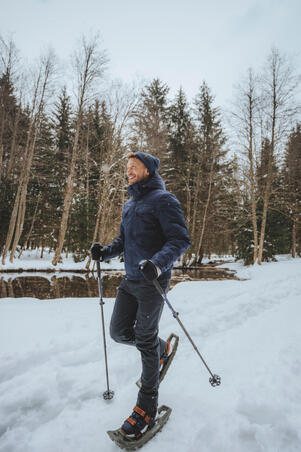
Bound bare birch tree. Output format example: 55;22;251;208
231;68;260;263
52;35;108;265
257;47;300;264
2;50;55;264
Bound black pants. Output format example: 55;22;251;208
110;277;170;414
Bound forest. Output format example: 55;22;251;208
0;34;300;269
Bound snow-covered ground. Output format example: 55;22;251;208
1;256;301;452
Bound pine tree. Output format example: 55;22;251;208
190;81;230;263
0;71;16;176
282;124;301;256
129;78;169;161
23;113;55;253
165;87;195;208
53;86;73;158
45;87;74;251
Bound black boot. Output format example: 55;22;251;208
120;406;156;438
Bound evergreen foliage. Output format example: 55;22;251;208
165;87;194;207
129;78;169;160
187;82;234;263
281;124;301;256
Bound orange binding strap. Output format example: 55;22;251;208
126;417;136;426
134;406;146;417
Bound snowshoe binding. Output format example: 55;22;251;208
107;405;172;450
136;333;179;388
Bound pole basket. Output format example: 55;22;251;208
103;390;115;400
209;374;221;387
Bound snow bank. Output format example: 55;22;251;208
0;249;124;272
1;257;301;452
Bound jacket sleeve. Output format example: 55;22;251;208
102;222;124;260
151;193;191;272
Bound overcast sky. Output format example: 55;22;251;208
1;0;300;108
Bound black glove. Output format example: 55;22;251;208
139;259;161;281
90;242;105;261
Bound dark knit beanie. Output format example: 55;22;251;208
135;152;160;175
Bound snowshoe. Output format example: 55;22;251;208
120;405;156;437
136;333;179;388
107;405;172;450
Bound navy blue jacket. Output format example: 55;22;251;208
102;172;191;280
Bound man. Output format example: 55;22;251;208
91;152;190;438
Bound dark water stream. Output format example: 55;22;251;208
0;265;238;300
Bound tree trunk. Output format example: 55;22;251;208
196;147;216;262
9;132;38;262
257;130;275;264
0;103;4;177
185;149;193;229
257;185;270;265
248;95;258;264
0;144;3;178
190;164;202;259
257;61;277;265
19;193;41;258
85;123;90;241
291;217;296;258
182;150;193;266
52;124;80;265
250;164;258;264
1;176;23;264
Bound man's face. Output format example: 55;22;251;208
127;158;149;185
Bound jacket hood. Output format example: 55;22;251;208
127;172;165;200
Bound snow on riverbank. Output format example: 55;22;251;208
0;248;232;272
1;256;301;452
0;249;124;272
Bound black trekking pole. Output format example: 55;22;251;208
96;260;114;400
153;279;221;387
